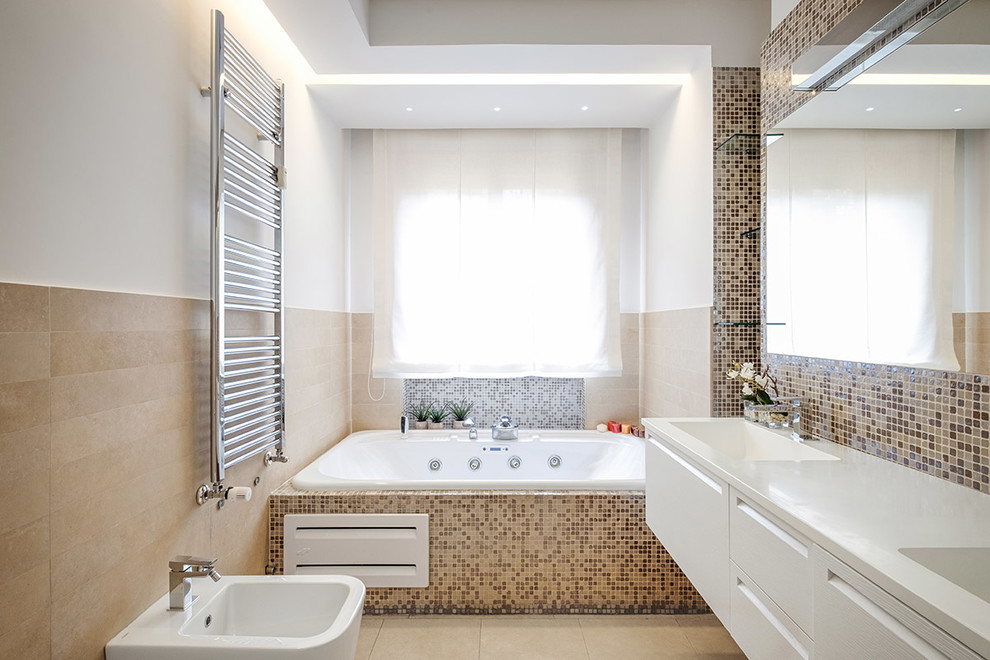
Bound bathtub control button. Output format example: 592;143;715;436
548;455;562;469
508;456;522;469
428;458;442;472
468;458;482;471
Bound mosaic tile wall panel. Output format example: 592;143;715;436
762;1;990;494
712;67;762;418
404;377;585;429
269;485;707;615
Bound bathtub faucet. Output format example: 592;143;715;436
168;555;221;611
492;415;519;441
463;418;478;440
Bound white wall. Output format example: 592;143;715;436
369;0;770;67
772;0;802;29
0;0;346;311
643;61;714;312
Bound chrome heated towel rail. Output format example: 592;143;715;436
200;10;287;505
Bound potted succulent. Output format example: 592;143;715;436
427;402;449;430
448;400;474;429
407;402;433;430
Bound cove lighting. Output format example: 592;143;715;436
310;73;691;86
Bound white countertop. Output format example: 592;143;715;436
642;417;990;659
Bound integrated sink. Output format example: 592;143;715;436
106;574;366;659
670;419;839;462
900;547;990;604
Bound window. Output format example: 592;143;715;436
372;129;623;377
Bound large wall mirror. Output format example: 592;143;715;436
766;0;990;373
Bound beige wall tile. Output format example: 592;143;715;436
0;609;50;660
0;333;50;384
0;283;49;333
0;426;50;535
50;288;209;332
1;517;49;579
641;308;711;419
0;563;50;649
50;329;207;376
50;360;200;422
0;379;50;434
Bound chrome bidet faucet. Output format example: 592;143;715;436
168;555;222;611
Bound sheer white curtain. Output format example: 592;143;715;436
372;129;623;378
767;129;959;370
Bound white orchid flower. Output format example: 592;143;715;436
755;374;769;390
742;383;754;396
739;363;756;380
726;369;739;379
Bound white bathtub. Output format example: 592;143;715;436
292;429;645;490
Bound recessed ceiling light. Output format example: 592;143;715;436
581;106;589;111
954;107;963;112
405;107;413;112
865;107;875;112
493;107;501;112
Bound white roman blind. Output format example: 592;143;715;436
372;129;623;378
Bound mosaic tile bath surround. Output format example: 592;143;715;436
761;0;990;494
404;377;585;430
268;486;707;615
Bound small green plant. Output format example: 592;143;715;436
427;402;450;424
447;400;474;421
407;401;434;422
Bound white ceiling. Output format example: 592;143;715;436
263;0;769;128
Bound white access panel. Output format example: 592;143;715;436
284;513;429;587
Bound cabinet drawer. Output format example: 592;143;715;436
646;435;730;626
730;562;813;660
730;490;813;635
814;547;982;660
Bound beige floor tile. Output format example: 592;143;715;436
480;616;589;660
370;616;481;660
674;615;744;656
580;615;697;660
356;616;385;660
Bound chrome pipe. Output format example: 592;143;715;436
223;197;281;229
223;362;281;378
224;436;280;469
225;335;279;344
223;30;279;93
226;98;280;144
223;177;280;215
224;401;281;427
225;391;281;414
224;63;280;121
222;165;279;205
209;9;226;484
224;133;277;175
224;242;280;264
223;373;280;391
225;233;279;256
224;270;279;288
225;280;279;298
224;420;278;449
224;259;279;279
223;342;280;355
224;302;279;313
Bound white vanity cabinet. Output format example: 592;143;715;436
729;489;814;660
645;434;730;626
814;548;982;660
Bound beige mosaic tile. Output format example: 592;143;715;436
269;487;707;615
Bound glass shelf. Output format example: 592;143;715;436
713;321;786;327
740;227;760;238
715;133;783;155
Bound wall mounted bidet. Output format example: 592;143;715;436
492;415;519;441
169;555;221;611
